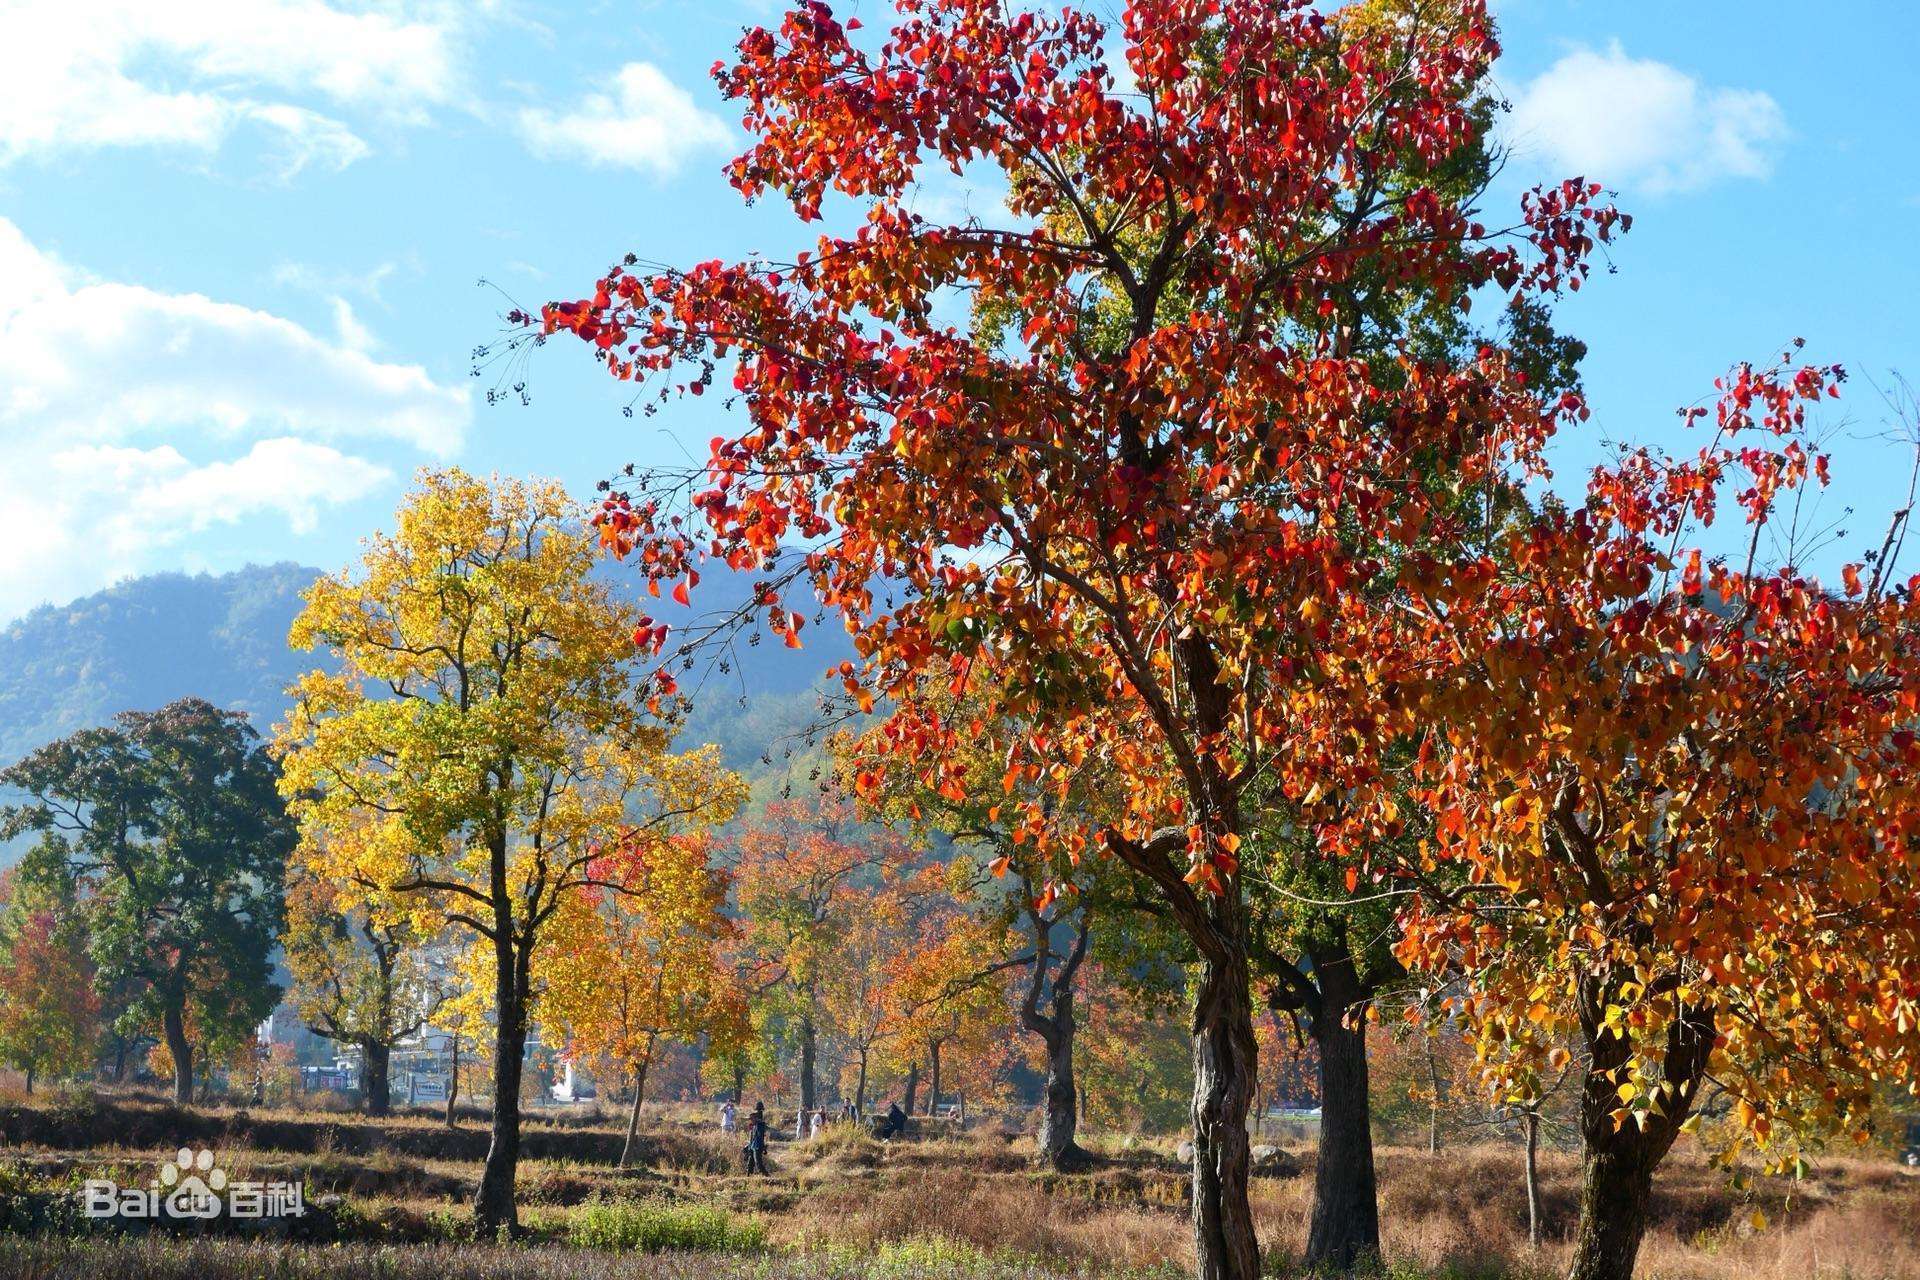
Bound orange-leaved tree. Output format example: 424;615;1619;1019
836;685;1132;1169
729;794;883;1115
0;870;99;1093
540;0;1622;1271
819;859;931;1117
1393;355;1920;1280
542;831;746;1167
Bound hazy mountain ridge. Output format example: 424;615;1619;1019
0;563;324;765
0;561;856;776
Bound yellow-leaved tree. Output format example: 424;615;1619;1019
275;469;742;1235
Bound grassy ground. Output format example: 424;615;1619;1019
0;1091;1915;1278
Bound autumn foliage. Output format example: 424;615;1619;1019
543;831;746;1165
542;0;1630;1272
1380;355;1920;1280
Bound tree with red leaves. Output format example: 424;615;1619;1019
0;872;99;1094
1385;354;1920;1280
543;1;1623;1272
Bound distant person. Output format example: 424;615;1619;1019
744;1101;769;1175
809;1108;825;1140
880;1100;907;1141
719;1099;736;1134
794;1107;807;1140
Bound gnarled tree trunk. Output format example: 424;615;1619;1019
1564;975;1714;1280
1035;1010;1081;1167
1018;900;1090;1171
1190;948;1262;1280
162;1001;194;1105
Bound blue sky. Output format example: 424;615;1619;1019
0;0;1914;622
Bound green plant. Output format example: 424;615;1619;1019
565;1197;766;1254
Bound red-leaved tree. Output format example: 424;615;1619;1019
541;1;1622;1272
1386;356;1920;1280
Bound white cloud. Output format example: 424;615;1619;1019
0;220;466;455
0;217;469;620
518;62;730;175
51;439;391;541
271;258;413;304
0;0;459;175
249;104;372;180
329;297;379;355
1506;42;1786;195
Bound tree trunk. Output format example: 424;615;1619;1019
731;1058;745;1105
1427;1037;1442;1155
1304;949;1380;1272
620;1053;652;1169
24;1065;35;1094
1036;1013;1083;1169
853;1050;869;1117
1190;951;1261;1280
1525;1109;1542;1250
1020;909;1090;1171
1564;980;1713;1280
474;936;529;1237
112;1036;129;1083
902;1060;920;1118
927;1040;941;1117
365;1041;391;1118
1567;1137;1656;1280
798;1015;817;1113
163;1001;193;1105
445;1034;460;1128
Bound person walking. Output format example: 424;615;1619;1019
809;1108;824;1140
719;1099;736;1134
744;1101;769;1175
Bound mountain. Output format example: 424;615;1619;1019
0;560;858;778
0;563;323;765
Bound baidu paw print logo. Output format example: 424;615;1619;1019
81;1143;304;1219
160;1147;227;1218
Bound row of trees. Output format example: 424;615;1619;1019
0;471;1204;1243
269;470;1191;1234
528;4;1920;1280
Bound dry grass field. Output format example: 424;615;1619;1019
0;1091;1914;1279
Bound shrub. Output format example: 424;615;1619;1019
565;1197;766;1253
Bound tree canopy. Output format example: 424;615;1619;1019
1;697;290;1103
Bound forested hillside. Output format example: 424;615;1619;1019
0;561;851;779
0;564;322;767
